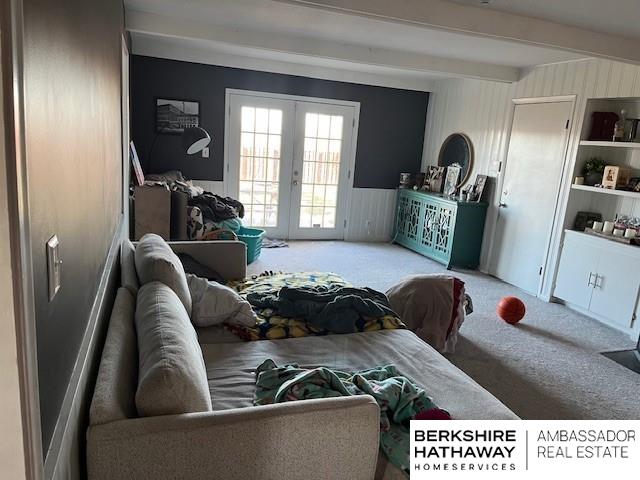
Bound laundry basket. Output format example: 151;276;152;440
237;227;265;264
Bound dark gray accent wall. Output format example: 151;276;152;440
131;56;429;189
22;0;123;452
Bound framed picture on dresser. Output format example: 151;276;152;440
443;166;461;196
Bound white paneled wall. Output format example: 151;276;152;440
345;188;397;242
193;181;397;241
192;180;225;196
423;58;640;292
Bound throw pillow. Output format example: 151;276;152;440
187;274;257;328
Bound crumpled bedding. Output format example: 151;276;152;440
254;359;450;476
247;285;398;334
226;272;405;340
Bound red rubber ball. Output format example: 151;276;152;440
497;296;526;324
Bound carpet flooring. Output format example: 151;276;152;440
248;240;640;420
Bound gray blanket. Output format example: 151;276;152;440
246;286;397;333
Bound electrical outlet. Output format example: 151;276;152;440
202;147;209;158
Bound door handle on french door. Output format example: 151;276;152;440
292;180;299;186
498;203;507;208
594;274;603;288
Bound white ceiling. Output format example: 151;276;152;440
450;0;640;40
126;0;583;68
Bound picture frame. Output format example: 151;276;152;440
473;174;488;203
602;165;631;189
129;141;144;186
628;177;640;192
155;98;200;134
421;165;445;193
443;166;461;196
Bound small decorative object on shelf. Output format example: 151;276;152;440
573;211;602;232
399;172;425;190
422;165;445;193
602;165;631;189
582;157;606;186
472;174;488;202
624;118;640;142
588;111;619;141
613;109;627;142
574;176;584;185
624;177;640;192
443;165;461;197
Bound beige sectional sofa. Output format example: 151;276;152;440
87;236;517;480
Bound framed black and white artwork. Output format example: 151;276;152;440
443;165;461;196
155;98;200;134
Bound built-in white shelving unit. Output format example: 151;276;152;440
554;96;640;338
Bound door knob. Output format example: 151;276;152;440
292;180;299;186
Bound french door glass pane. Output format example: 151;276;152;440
239;106;283;227
299;113;343;229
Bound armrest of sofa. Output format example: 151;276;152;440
87;396;380;480
168;240;247;281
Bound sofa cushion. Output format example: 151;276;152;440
187;274;257;328
135;282;212;416
90;288;138;425
134;233;192;315
120;240;139;296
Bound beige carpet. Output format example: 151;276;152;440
248;240;640;420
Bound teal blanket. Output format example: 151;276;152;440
254;359;447;475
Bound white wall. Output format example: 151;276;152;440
423;58;640;282
193;180;397;242
0;37;27;478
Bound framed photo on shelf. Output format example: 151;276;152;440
443;166;461;196
421;165;445;193
155;98;200;134
473;174;488;202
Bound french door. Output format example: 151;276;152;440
227;92;356;240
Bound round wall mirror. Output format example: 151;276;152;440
438;133;474;188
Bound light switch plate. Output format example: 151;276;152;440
47;235;61;301
202;147;209;158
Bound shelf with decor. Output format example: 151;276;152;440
570;184;640;199
554;96;640;338
578;140;640;149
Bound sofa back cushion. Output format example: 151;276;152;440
134;233;192;316
135;282;212;416
90;288;138;425
121;240;139;296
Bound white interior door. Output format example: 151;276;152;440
289;102;354;240
227;94;295;239
492;101;572;295
227;92;356;240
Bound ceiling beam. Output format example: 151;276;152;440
277;0;640;64
126;10;520;82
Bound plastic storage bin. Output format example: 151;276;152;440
237;227;265;264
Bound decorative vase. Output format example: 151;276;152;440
584;171;603;186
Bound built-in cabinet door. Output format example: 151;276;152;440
553;236;598;309
589;253;640;329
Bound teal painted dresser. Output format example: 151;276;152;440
394;189;487;269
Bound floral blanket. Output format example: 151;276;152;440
254;359;450;476
226;272;405;340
